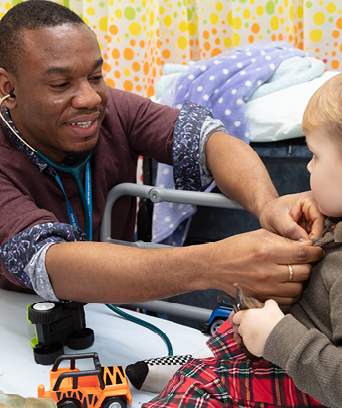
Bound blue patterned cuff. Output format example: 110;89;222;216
0;222;88;290
24;242;60;301
173;100;214;191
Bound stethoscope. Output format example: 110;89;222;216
0;92;93;240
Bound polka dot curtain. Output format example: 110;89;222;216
1;0;341;98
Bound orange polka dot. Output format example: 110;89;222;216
248;35;254;43
271;34;276;41
132;62;140;72
337;18;342;30
203;30;209;40
212;28;217;35
215;38;221;45
300;31;304;39
278;33;283;40
162;49;170;59
123;80;133;92
332;60;340;69
105;78;115;88
147;85;154;98
103;53;109;60
157;57;162;65
298;22;303;30
124;48;134;60
211;48;221;57
105;35;112;43
298;42;303;50
112;48;120;59
316;48;320;52
114;71;121;78
333;30;340;38
144;61;150;75
115;61;119;66
289;35;293;42
102;62;111;73
134;76;139;82
157;39;162;48
140;40;145;48
109;24;118;35
130;39;136;46
251;23;260;34
332;50;337;56
204;41;211;51
136;85;142;92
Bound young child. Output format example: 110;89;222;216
127;73;342;407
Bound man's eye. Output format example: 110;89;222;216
50;83;69;89
90;75;103;81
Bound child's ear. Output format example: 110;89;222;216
0;68;17;109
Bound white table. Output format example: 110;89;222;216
0;289;208;407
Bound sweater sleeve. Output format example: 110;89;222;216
264;270;342;408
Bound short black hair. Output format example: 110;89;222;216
0;0;86;73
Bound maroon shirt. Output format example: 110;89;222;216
0;87;179;291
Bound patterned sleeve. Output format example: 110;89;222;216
0;222;88;301
173;100;228;191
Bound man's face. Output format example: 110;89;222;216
306;125;342;217
9;24;108;163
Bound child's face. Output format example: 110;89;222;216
306;125;342;217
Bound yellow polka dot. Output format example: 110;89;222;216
233;32;240;47
124;68;131;76
83;16;90;26
284;0;288;7
232;17;242;30
289;5;293;21
210;13;219;25
310;29;323;42
164;15;172;27
129;22;142;36
115;9;122;19
99;16;108;32
178;36;188;50
270;16;279;30
227;10;233;26
224;37;232;48
243;9;251;19
327;2;336;13
297;6;303;19
150;10;155;26
179;20;188;32
256;6;264;16
188;22;196;36
5;3;11;10
313;11;326;25
216;2;223;12
159;6;165;14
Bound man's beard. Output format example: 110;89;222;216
63;139;100;165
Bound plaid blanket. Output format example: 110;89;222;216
142;320;325;408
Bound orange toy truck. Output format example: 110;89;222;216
38;352;132;408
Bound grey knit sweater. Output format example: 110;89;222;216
264;218;342;408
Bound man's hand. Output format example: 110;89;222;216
209;228;323;304
259;191;326;241
233;299;284;357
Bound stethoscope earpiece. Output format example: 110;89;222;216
9;90;15;98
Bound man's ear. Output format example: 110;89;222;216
0;68;16;108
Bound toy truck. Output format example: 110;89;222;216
38;352;132;408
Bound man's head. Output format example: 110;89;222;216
0;0;108;163
0;0;85;74
303;73;342;217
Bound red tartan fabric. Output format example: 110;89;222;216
142;320;326;408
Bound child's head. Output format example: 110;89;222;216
303;73;342;218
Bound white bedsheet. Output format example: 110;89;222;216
0;288;207;406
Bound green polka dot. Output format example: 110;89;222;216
245;22;249;27
187;8;192;20
173;12;177;18
99;2;104;7
266;1;275;15
124;7;136;21
306;1;312;8
329;17;334;23
239;0;248;3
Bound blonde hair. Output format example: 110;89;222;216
302;73;342;143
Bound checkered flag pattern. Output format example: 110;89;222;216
144;355;192;366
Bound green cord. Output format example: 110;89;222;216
105;304;173;356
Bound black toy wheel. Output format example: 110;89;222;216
102;396;127;408
66;328;95;350
209;318;225;336
33;342;64;365
28;302;62;324
57;399;82;408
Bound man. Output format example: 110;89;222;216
0;0;323;305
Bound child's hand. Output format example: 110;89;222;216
233;299;284;357
229;310;243;348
